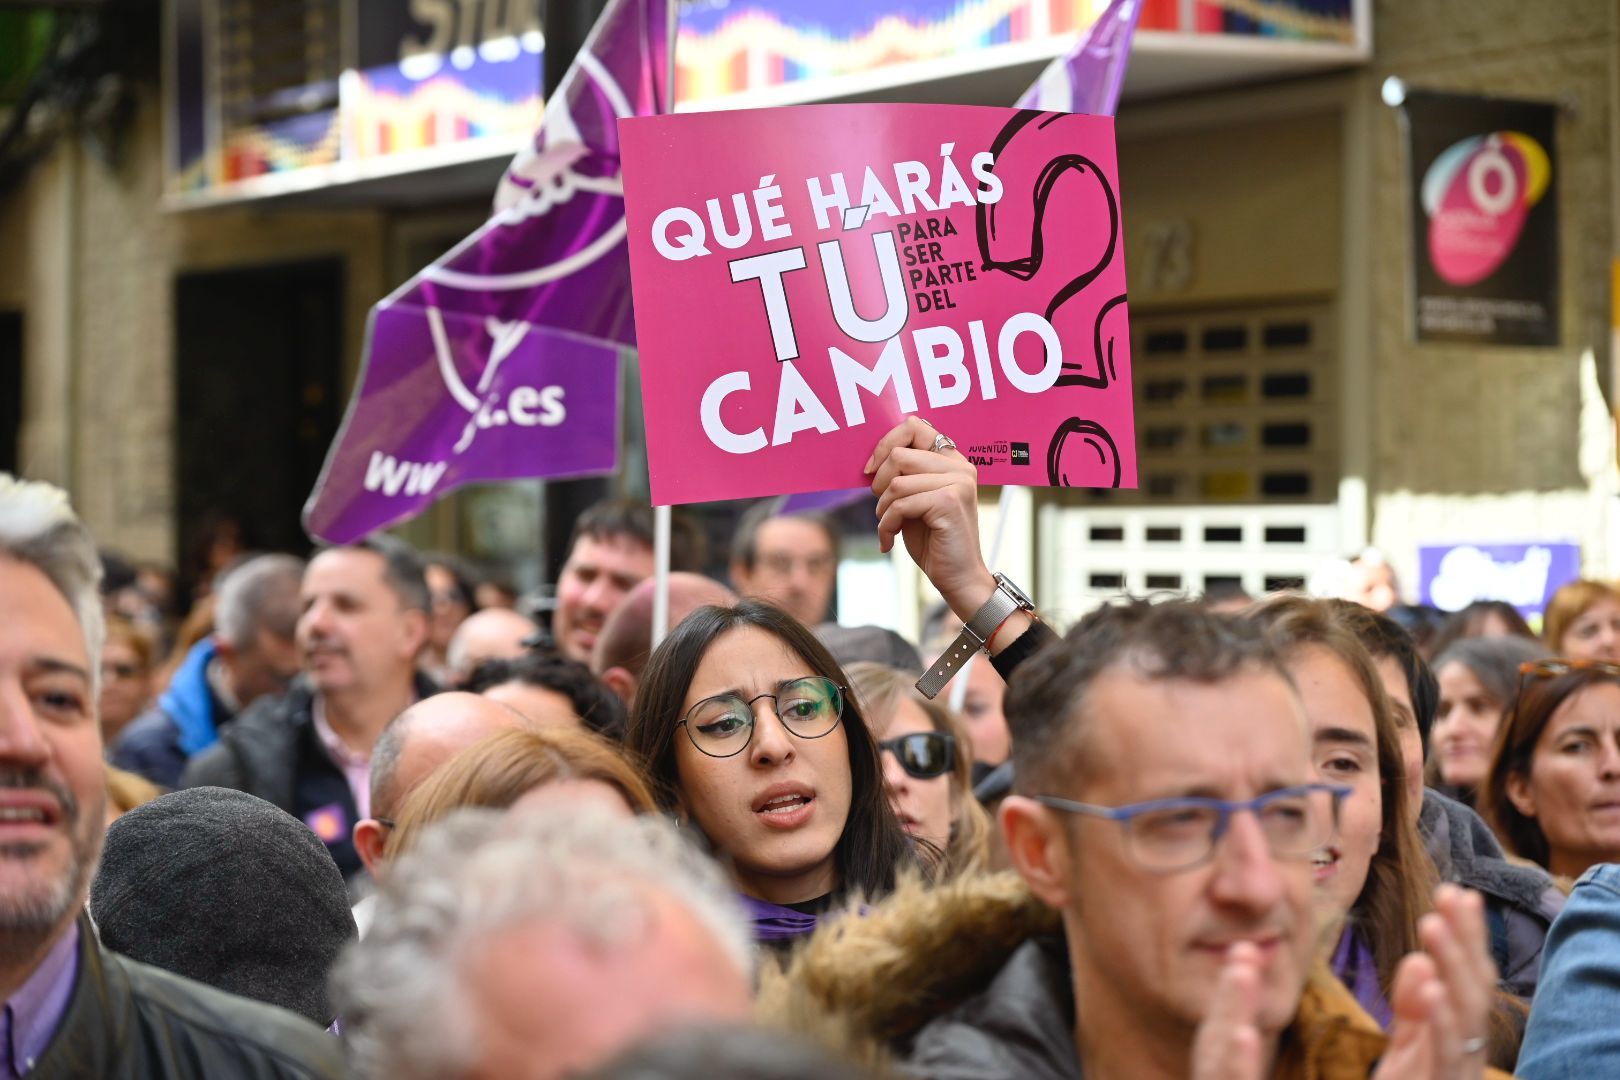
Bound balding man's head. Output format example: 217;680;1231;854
353;692;528;878
446;608;539;687
591;574;737;702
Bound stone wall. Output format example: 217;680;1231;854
0;87;389;564
1366;0;1619;583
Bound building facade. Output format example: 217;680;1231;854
0;0;1614;622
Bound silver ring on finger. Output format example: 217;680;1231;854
1460;1035;1487;1055
930;433;957;454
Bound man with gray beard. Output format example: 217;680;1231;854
0;474;340;1079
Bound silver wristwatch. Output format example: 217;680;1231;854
916;573;1037;699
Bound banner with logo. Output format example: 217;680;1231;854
1401;90;1559;346
1419;540;1580;616
303;0;669;544
620;104;1137;505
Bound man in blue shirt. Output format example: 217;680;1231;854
1517;864;1620;1078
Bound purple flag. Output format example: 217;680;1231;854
304;0;671;544
1017;0;1142;115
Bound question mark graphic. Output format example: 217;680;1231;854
975;111;1129;389
1047;417;1122;488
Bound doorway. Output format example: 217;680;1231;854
173;259;343;593
0;311;19;475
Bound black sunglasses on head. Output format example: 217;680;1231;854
878;732;955;780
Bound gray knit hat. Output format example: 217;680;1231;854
89;786;356;1026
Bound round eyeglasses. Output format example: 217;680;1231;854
1032;783;1349;874
878;732;955;780
677;676;846;758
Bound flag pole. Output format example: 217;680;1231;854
651;1;679;649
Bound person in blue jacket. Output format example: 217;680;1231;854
111;553;303;787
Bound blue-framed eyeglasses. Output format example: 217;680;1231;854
1032;783;1350;873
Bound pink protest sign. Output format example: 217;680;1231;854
620;104;1136;505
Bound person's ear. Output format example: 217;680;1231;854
1505;771;1538;819
729;559;752;593
999;795;1074;910
600;666;637;706
353;818;389;879
400;608;430;660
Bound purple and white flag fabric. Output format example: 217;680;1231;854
1017;0;1142;115
304;0;671;544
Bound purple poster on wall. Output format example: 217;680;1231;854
1419;540;1581;616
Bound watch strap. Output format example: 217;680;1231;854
916;585;1019;699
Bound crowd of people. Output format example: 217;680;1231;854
5;416;1620;1078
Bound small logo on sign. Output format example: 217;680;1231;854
1011;443;1031;465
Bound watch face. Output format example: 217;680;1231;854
995;573;1035;610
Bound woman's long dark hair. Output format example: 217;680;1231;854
625;600;920;902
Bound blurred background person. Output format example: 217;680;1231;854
1430;600;1538;659
1349;548;1401;612
1430;636;1551;808
550;499;704;666
846;662;990;878
592;572;738;706
112;553;304;788
1544;580;1620;662
443;606;538;688
1384;603;1448;660
469;650;627;738
421;553;478;685
474;575;519;611
383;725;658;862
98;614;156;743
104;763;163;825
729;502;839;627
101;548;173;656
1484;660;1620;882
182;537;434;879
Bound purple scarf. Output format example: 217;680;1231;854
1331;924;1393;1029
739;894;822;943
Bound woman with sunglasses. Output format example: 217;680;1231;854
847;662;991;878
1482;659;1620;881
626;601;920;947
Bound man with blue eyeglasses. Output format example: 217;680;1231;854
765;418;1503;1079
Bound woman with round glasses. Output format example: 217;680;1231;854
1482;659;1620;881
626;601;920;946
846;662;991;878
